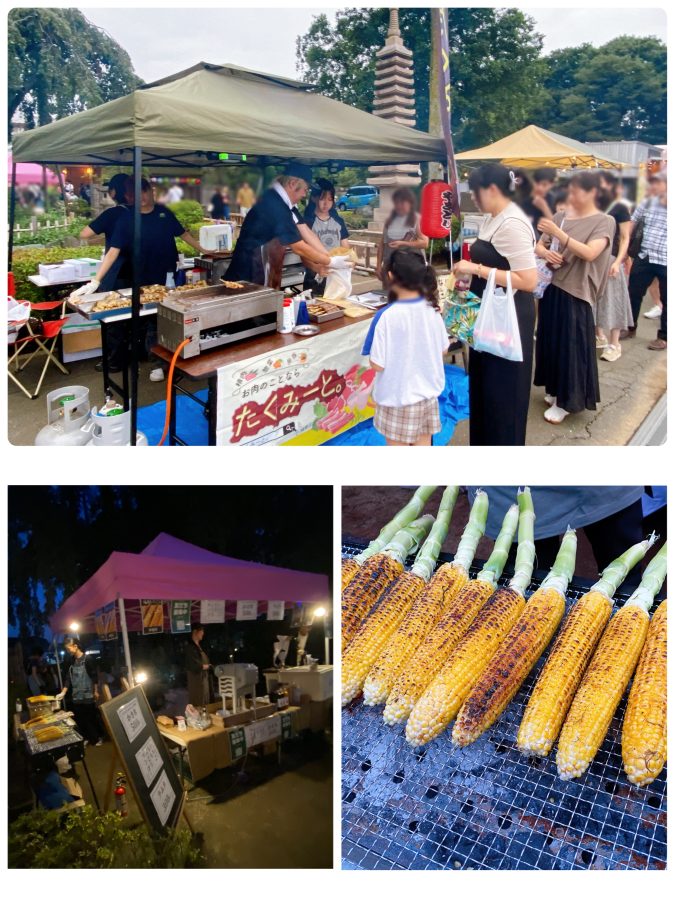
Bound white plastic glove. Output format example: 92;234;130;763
328;256;354;270
70;278;100;298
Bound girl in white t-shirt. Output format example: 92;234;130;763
363;251;449;446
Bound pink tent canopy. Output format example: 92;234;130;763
8;153;59;186
49;532;329;633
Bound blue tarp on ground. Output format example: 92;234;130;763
137;364;469;446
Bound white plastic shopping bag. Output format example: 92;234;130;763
472;269;523;362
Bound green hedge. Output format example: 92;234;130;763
167;199;205;230
11;247;82;304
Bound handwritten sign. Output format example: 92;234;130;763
117;696;145;744
150;770;176;827
200;599;225;624
229;727;247;762
170;601;192;634
135;736;163;787
236;600;258;621
267;600;286;621
244;714;282;747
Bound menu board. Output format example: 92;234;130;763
95;602;118;641
141;599;164;635
100;686;183;833
200;599;225;624
267;600;286;621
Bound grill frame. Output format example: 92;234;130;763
341;541;667;871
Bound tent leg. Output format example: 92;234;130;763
118;596;134;686
8;163;17;271
53;636;63;691
130;146;142;447
324;636;330;666
56;167;69;218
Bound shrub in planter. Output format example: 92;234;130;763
8;806;204;868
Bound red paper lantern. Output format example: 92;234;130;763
420;180;455;238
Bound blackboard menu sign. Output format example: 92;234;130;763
100;686;183;833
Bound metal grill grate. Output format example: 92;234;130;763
341;542;667;870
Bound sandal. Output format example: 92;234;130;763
544;404;570;424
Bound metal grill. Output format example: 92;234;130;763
341;542;667;871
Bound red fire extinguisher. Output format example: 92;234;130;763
114;772;128;817
420;180;455;238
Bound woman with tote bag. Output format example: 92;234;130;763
452;164;538;446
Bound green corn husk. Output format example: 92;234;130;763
382;516;435;566
624;542;667;613
353;486;437;564
539;527;577;597
452;490;489;572
592;532;658;600
476;501;520;588
410;487;459;582
510;487;536;595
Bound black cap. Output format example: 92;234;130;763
284;162;320;190
105;173;131;198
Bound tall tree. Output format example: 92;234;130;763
8;8;140;139
539;37;667;143
296;7;547;150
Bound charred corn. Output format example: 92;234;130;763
342;516;433;647
453;527;577;748
518;535;656;757
557;543;667;780
341;486;437;591
407;487;536;748
622;599;667;786
363;488;459;705
384;496;518;726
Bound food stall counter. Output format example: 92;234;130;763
265;665;333;701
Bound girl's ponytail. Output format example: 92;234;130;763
389;250;440;310
422;265;440;311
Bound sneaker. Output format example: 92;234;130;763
95;738;104;747
647;338;667;351
544;404;570;424
544;394;556;406
596;334;609;349
643;305;662;319
601;344;622;362
149;367;165;382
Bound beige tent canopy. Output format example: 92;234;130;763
455;124;623;170
12;61;446;168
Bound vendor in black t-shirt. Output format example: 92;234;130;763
227;163;334;284
79;173;133;292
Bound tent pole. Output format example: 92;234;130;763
130;145;142;442
118;596;134;686
53;636;63;690
56;167;69;218
8;162;17;271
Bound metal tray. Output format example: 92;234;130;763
341;541;667;871
68;289;160;321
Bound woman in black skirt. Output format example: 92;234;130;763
453;164;538;445
534;171;615;424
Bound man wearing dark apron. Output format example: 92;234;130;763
63;638;106;746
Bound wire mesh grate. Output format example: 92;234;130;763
341;542;667;870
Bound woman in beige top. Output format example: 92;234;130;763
534;171;615;424
376;187;429;288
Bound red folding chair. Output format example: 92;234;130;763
8;298;70;399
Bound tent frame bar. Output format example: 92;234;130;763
8;162;17;270
118;595;134;686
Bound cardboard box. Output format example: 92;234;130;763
309;698;332;732
39;263;76;283
62;313;101;362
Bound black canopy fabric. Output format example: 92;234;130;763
12;62;446;168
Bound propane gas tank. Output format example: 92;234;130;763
84;406;148;446
35;386;93;446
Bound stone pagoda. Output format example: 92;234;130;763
367;8;421;235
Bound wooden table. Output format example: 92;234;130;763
151;309;374;446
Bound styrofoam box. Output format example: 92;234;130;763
62;312;101;362
65;258;101;278
39;263;77;283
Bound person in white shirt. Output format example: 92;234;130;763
363;251;449;445
166;183;184;204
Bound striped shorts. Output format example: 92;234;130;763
374;397;441;444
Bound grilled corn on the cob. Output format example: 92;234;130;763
384;498;518;725
622;599;667;786
557;543;667;781
406;487;536;748
363;487;459;705
342;516;433;647
453;527;577;748
518;535;656;757
341;486;437;591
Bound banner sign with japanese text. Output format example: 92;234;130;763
141;600;164;635
170;601;192;634
95;602;118;641
200;599;225;624
433;7;460;219
236;600;259;621
267;600;286;621
216;320;375;446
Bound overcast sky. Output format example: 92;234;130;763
81;6;667;83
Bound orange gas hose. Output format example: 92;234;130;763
158;339;190;446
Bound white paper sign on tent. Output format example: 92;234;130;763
267;600;285;621
200;599;225;623
236;600;258;621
